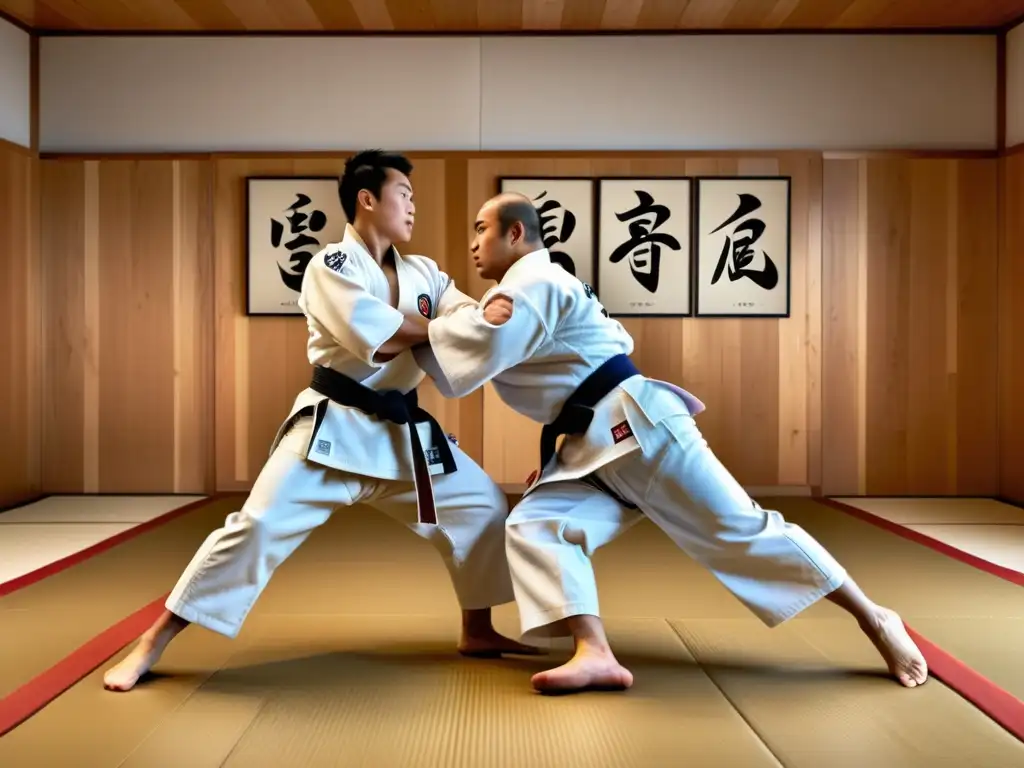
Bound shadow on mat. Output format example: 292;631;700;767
144;641;888;697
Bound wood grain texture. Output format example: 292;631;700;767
999;153;1024;503
39;158;214;494
32;151;1004;497
3;0;1021;31
822;157;1000;496
0;142;40;507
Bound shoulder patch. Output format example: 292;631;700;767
324;251;348;273
583;282;596;299
417;293;433;318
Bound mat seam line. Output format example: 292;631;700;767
112;667;228;768
217;699;270;767
663;619;789;768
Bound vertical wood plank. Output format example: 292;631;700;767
0;146;41;506
955;159;999;495
1000;154;1024;502
82;161;100;493
821;159;860;495
40;161;86;493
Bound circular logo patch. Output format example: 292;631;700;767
417;293;432;318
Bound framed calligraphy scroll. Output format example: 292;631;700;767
246;176;347;316
694;176;791;318
497;177;596;289
596;177;692;317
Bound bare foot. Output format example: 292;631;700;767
531;650;634;694
103;610;188;692
459;629;546;658
103;639;163;692
861;607;928;688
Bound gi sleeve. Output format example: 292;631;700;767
300;248;404;366
434;272;478;318
416;289;551;398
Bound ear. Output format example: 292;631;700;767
357;189;374;212
509;221;525;245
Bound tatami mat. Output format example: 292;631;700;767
0;523;139;584
668;617;1021;767
830;497;1024;526
0;499;239;699
1;496;1022;766
0;495;207;524
901;524;1024;573
829;496;1024;575
0;495;208;584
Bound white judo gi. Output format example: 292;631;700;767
166;225;515;638
416;248;848;643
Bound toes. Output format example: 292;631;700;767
896;665;928;688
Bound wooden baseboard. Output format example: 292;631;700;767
0;493;49;515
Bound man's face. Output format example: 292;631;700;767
361;168;416;243
470;201;515;281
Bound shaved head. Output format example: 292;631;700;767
482;192;542;246
471;191;546;281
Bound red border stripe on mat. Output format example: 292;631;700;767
0;596;169;737
816;497;1024;587
904;624;1024;742
0;496;220;598
819;497;1024;741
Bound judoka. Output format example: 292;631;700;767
411;191;929;694
103;152;538;692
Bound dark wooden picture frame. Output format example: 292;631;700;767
245;175;345;317
693;175;792;318
596;176;694;318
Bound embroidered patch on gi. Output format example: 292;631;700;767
315;439;331;454
417;293;432;318
324;251;347;273
611;421;633;444
425;447;442;465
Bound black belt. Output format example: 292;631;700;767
309;365;456;525
538;354;641;509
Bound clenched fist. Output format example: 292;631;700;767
483;295;514;326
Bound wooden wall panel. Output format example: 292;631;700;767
1000;153;1024;503
822;157;1000;496
0;142;40;507
33;151;1003;498
39;158;214;494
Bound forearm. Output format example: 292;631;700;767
374;314;430;357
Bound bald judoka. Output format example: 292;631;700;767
410;191;929;694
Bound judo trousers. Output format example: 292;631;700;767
506;410;849;643
166;417;516;638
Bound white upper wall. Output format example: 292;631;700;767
483;35;994;151
1007;21;1024;147
0;16;31;148
39;34;997;153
